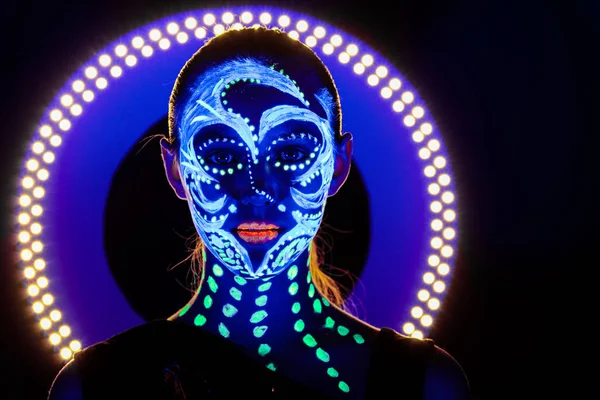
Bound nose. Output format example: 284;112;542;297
241;189;274;207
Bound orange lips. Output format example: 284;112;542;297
236;222;280;244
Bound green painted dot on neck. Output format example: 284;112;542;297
218;322;230;338
255;295;268;307
316;347;330;362
258;282;272;292
212;264;224;277
303;333;317;347
250;310;268;323
207;276;218;293
313;299;322;314
292;302;301;314
253;325;268;338
234;275;247;285
229;286;242;301
258;343;271;357
307;271;312;284
178;303;191;317
266;363;277;371
294;319;305;332
353;333;365;344
222;303;238;317
327;367;339;378
288;282;299;295
203;295;213;309
193;314;206;327
325;316;335;329
287;265;298;280
338;381;350;393
308;284;315;298
337;325;349;336
321;297;331;307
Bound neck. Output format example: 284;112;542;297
175;249;333;359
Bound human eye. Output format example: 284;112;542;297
207;150;236;165
278;146;307;163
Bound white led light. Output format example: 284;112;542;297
288;31;299;40
389;78;402;90
421;315;433;327
438;174;450;186
19;194;32;206
401;91;414;103
411;330;424;339
50;109;62;121
430;237;443;249
404;115;416;127
428;298;440;310
322;43;334;55
338;52;350;64
443;228;456;240
27;284;39;296
60;347;72;360
42;293;54;305
185;17;197;29
194;27;207;39
412;106;425;118
19;231;30;243
380;87;392;99
82;90;94;102
115;44;127;57
433;281;446;293
305;36;317;47
433;157;446;170
402;322;415;334
72;81;84;93
375;66;388;78
49;333;61;345
22;176;34;189
428;183;440;195
85;67;98;79
141;45;153;57
32;302;43;313
424;166;437;178
70;104;82;116
361;54;374;66
441;245;453;258
438;264;450;275
330;34;342;47
26;159;39;171
241;11;253;24
60;94;73;107
443;209;456;222
213;24;225;36
353;63;365;75
50;135;63;146
417;289;430;301
314;26;326;38
31;204;43;215
411;306;424;318
222;12;234;24
18;213;30;225
423;272;435;284
392;100;404;112
98;54;111;67
24;268;35;279
346;44;358;56
428;139;440;152
431;219;443;231
131;36;144;49
203;13;216;25
278;15;290;27
421;122;433;135
42;152;55;164
70;340;82;352
59;119;71;131
96;78;108;90
296;20;308;32
418;148;431;160
231;23;243;30
30;223;42;234
412;131;424;143
59;325;71;337
40;317;51;330
50;310;61;321
166;22;179;35
259;12;272;24
367;75;379;86
125;55;138;66
442;191;454;204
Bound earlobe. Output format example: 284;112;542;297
160;138;187;200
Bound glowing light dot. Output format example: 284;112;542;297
353;63;365;75
19;195;31;207
166;22;179;35
176;32;188;43
331;34;343;47
419;148;431;160
213;24;225;35
115;44;128;58
42;294;54;305
404;115;416;127
288;31;299;40
367;74;379;86
421;122;433;135
32;301;43;313
375;66;388;78
184;17;197;29
18;213;30;225
241;11;253;24
40;318;51;330
443;228;456;240
84;67;98;79
380;87;392;99
259;12;272;24
411;306;424;318
131;36;144;48
27;284;39;296
19;231;31;243
421;315;433;327
389;78;402;90
58;119;71;131
50;310;61;321
221;12;234;24
305;36;317;47
141;45;154;57
35;259;46;270
60;348;72;359
22;176;34;189
401;91;414;103
412;131;425;143
431;219;443;231
95;78;108;90
31;223;42;234
428;298;440;310
26;159;39;171
125;54;138;66
403;322;415;334
322;43;334;55
36;276;48;289
70;104;83;116
42;152;55;164
423;272;435;284
40;125;52;138
412;106;425;118
438;263;450;275
147;30;160;42
428;254;440;267
441;245;453;258
361;54;374;67
49;333;61;345
195;27;207;38
418;289;430;301
431;237;443;249
411;330;424;339
338;52;350;63
392;100;404;112
428;139;441;152
203;13;216;25
424;165;437;178
276;14;290;28
60;94;74;107
59;325;71;337
442;192;455;204
37;169;49;181
428;183;441;195
72;80;85;93
312;26;325;38
433;156;446;169
82;90;94;102
346;44;358;56
50;109;62;121
444;209;456;222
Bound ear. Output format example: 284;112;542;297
328;132;353;196
160;138;187;200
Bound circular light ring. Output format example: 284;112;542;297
15;7;459;359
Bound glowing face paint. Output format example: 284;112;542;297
177;59;336;279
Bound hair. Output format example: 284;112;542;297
165;26;347;308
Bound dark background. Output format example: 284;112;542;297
1;0;597;398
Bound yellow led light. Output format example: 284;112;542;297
259;12;272;24
417;289;430;301
402;322;415;334
184;17;197;29
433;281;446;293
166;22;179;35
411;306;424;318
49;333;61;345
50;310;62;321
277;15;290;27
70;340;82;352
59;325;71;337
60;347;72;360
40;318;51;330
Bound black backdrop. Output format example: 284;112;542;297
0;0;596;398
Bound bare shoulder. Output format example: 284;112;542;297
424;345;470;400
47;359;83;400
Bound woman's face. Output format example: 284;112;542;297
175;59;340;279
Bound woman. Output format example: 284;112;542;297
49;27;469;399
